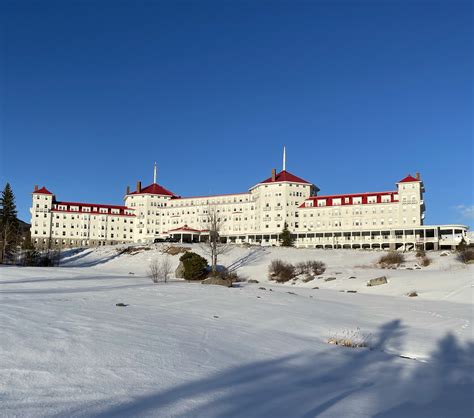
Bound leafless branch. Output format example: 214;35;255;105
200;205;230;273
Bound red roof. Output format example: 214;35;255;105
167;225;202;233
55;201;133;210
33;187;53;195
399;175;420;183
175;192;250;200
259;170;311;185
299;191;398;208
129;183;177;197
52;201;135;217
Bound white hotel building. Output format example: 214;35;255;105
30;156;469;251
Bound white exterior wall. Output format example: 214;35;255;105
30;194;135;248
30;193;54;246
165;193;254;236
251;182;313;234
396;180;424;226
122;180;313;243
124;194;171;243
298;200;400;232
48;211;135;245
30;172;468;250
296;180;424;233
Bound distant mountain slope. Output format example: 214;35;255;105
18;219;30;234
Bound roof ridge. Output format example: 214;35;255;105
259;169;311;185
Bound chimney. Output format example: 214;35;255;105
34;185;38;192
126;185;130;195
271;168;276;182
136;181;142;193
415;172;420;180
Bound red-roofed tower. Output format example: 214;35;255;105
396;172;425;225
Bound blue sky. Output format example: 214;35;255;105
1;0;472;227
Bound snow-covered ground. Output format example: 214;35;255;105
1;245;473;417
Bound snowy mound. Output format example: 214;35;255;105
59;244;473;303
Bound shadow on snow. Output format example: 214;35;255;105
64;320;473;418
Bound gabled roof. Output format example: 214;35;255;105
167;225;202;233
128;183;177;197
33;187;53;195
259;170;311;185
398;175;420;183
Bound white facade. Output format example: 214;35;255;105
30;164;469;251
30;187;135;248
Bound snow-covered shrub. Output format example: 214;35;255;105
415;249;431;267
294;261;308;276
295;261;326;276
309;261;326;275
269;259;295;282
378;252;404;268
22;250;40;266
148;256;172;283
38;250;61;267
328;328;371;348
420;256;431;267
179;252;208;280
457;248;474;264
208;269;241;283
416;249;426;258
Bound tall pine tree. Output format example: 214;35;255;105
280;222;294;247
0;183;19;263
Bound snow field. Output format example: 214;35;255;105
0;245;472;417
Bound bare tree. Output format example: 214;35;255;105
148;256;172;283
1;220;19;264
201;205;229;274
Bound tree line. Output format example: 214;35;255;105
0;182;59;266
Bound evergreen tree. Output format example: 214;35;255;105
0;183;19;263
280;223;294;247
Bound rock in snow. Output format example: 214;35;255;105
201;277;232;287
175;261;185;278
367;276;388;287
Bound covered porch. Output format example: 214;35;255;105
166;225;209;243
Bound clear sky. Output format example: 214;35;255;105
1;0;472;228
